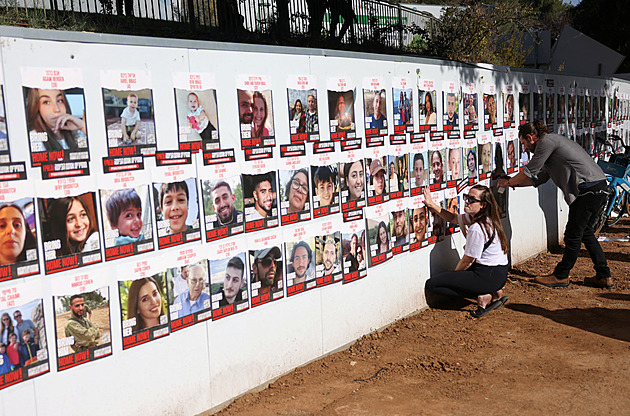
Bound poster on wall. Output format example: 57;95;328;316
462;84;478;133
0;279;49;390
365;202;392;267
313;218;343;285
545;84;555;128
340;156;365;222
21;67;90;168
340;219;367;284
209;237;248;320
388;153;409;199
311;163;341;218
503;86;515;130
483;85;499;132
446;146;462;188
409;132;428;196
463;137;477;183
101;70;156;157
392;77;413;134
519;85;531;125
118;257;169;349
328;77;358;151
568;88;576;124
278;164;311;226
428;146;445;191
173;72;219;152
442;82;460;135
363;77;388;146
418;79;438;132
286;75;319;144
557;87;566;126
478;133;493;181
243;170;279;233
409;194;429;251
0;79;11;163
390;198;409;255
0;172;40;281
427;189;445;245
236;75;275;158
533;85;544;121
52;269;111;371
284;223;317;296
248;230;283;307
200;170;244;242
152;159;201;249
165;247;211;332
99;168;154;261
38;186;102;275
444;186;460;235
365;154;389;206
506;130;519;174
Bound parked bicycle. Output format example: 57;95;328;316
594;135;630;233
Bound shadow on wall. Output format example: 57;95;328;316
538;180;560;248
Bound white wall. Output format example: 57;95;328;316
0;26;628;416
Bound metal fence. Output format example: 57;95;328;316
1;0;435;50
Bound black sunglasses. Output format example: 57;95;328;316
463;194;482;204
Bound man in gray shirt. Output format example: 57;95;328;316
498;120;611;289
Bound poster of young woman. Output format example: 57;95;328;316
446;146;462;188
340;221;367;284
428;147;445;191
52;269;111;371
118;257;169;349
165;247;211;332
417;79;437;133
0;170;39;281
363;77;388;145
283;223;317;296
151;159;201;250
506;131;519;175
278;167;311;226
247;229;283;308
463;140;478;184
328;77;358;151
365;203;392;267
21;67;90;168
236;75;275;159
519;85;531;125
503;86;515;130
340;155;366;222
313;218;343;285
172;72;219;152
99;167;154;261
365;154;389;206
101;70;156;157
477;133;493;181
200;172;244;242
483;85;499;132
209;237;248;320
392;77;413;135
311;163;341;218
38;188;102;275
0;279;49;390
286;75;319;144
462;84;478;133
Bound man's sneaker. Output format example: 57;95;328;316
533;274;570;288
584;276;613;289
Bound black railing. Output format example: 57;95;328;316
1;0;435;51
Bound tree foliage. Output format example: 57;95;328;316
405;0;541;67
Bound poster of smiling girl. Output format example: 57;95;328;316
173;72;219;152
0;279;50;390
21;67;90;168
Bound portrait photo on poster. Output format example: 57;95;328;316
316;232;342;281
311;164;340;216
341;159;365;207
53;288;112;369
119;272;169;348
341;230;366;281
153;178;200;246
285;237;317;292
328;90;355;135
419;90;438;127
363;89;388;134
504;93;515;127
390;209;409;252
393;87;413;131
102;88;156;152
167;260;211;329
243;172;278;224
478;142;493;176
409;205;429;248
410;151;428;189
447;147;462;183
464;146;478;180
484;93;498;129
100;185;154;258
38;192;101;274
443;92;459;127
366;156;389;204
0;298;49;384
237;88;275;145
201;175;244;239
249;246;283;306
519;92;530;124
533;91;543;120
209;252;249;318
23;86;89;164
287;88;319;139
0;198;39;279
174;88;219;150
279;168;311;223
367;215;391;267
0;86;11;162
463;92;478;128
430;149;445;185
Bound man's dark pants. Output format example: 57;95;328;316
554;191;611;279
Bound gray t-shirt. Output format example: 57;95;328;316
523;133;606;205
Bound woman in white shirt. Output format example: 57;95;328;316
423;185;509;318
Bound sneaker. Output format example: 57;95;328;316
584;276;613;289
533;274;570;288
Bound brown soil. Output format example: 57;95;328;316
212;218;630;416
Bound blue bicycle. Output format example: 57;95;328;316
594;135;630;233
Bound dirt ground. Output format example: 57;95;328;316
211;217;630;416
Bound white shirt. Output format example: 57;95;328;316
460;214;508;266
121;107;141;126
